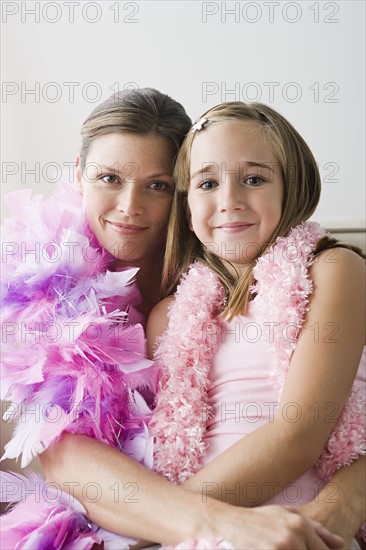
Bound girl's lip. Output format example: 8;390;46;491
215;222;254;233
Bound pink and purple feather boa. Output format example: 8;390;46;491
0;183;158;548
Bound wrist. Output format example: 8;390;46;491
301;492;358;542
181;492;230;543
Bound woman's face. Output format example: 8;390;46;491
77;132;175;265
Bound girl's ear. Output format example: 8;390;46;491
75;154;83;195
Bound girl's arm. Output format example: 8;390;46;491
39;435;341;549
150;248;365;507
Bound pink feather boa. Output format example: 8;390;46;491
150;222;365;539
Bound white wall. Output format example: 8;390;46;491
2;0;365;234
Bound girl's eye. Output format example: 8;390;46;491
101;175;119;184
245;176;265;187
199;180;217;190
149;181;172;192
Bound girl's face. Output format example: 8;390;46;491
76;132;175;265
188;121;284;269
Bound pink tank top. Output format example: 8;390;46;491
203;307;366;506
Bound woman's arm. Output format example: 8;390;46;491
153;249;365;507
301;455;366;549
40;434;214;545
40;435;343;549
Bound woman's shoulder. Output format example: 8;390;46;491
150;295;176;319
146;295;175;359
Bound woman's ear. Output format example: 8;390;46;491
75;154;83;195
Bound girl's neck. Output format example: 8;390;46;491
111;256;163;318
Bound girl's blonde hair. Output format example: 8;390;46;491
162;101;363;319
79;88;191;168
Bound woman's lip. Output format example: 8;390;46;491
106;221;147;234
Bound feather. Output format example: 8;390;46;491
0;470;44;502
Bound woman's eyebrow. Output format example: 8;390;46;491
143;172;174;180
93;164;174;180
89;163;120;173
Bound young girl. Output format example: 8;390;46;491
3;93;362;549
148;102;366;540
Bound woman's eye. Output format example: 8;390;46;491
101;175;119;184
245;176;264;187
149;181;171;192
199;180;217;190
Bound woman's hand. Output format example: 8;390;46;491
300;457;366;549
301;498;355;550
205;502;344;550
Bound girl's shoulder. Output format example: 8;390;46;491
310;246;365;287
146;295;175;359
307;247;365;337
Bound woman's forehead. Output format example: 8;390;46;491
84;133;175;179
87;132;174;161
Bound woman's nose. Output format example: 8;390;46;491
116;185;143;216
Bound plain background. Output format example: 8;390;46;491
0;1;365;477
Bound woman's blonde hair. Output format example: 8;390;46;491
162;101;363;319
79;88;191;168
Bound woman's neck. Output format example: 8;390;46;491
111;256;164;318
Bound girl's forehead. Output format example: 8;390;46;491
191;120;264;152
198;119;260;134
190;121;272;159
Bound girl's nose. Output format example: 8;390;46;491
219;180;245;212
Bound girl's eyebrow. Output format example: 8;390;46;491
191;163;218;179
191;161;275;179
245;161;275;173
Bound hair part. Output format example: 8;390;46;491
79;88;191;169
